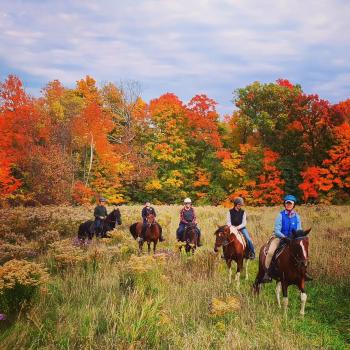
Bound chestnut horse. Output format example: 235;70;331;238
129;214;162;254
214;225;249;287
253;228;311;316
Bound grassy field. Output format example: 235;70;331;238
0;205;349;349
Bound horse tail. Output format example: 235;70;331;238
116;208;122;225
129;223;138;240
78;223;85;239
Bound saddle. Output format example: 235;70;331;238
229;227;248;257
262;236;288;271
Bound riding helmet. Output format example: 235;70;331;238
184;198;192;204
283;194;297;203
233;197;244;206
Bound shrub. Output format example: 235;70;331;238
0;259;49;314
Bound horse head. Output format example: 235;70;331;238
290;228;311;269
107;208;122;228
213;225;230;252
146;213;156;225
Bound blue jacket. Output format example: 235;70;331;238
274;210;302;238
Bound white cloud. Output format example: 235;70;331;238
0;0;349;113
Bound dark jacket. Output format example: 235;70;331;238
180;207;196;224
142;207;156;220
94;205;108;218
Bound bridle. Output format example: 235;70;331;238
289;238;309;268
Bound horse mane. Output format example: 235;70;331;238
214;225;227;235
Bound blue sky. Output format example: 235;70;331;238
1;0;349;115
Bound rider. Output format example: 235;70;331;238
176;198;202;246
93;197;108;236
262;194;312;282
227;197;255;259
139;201;165;242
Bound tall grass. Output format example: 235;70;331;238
0;205;349;349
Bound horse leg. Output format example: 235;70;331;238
245;259;249;281
276;281;282;308
298;279;307;316
138;240;143;255
235;257;243;288
281;281;288;316
153;241;157;254
227;260;232;284
147;242;151;254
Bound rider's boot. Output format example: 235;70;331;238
197;234;202;247
249;251;256;260
159;231;165;242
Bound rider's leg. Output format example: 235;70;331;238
94;218;101;237
262;237;280;282
140;220;147;242
241;228;255;259
177;223;185;241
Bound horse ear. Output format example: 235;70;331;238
304;228;311;236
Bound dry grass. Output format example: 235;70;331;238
0;204;349;349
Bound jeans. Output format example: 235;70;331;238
241;227;255;254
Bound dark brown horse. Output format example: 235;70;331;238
179;223;199;254
214;225;249;287
253;228;311;315
129;214;162;254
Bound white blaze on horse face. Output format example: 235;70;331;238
300;240;308;260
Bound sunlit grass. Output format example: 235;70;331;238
0;205;349;349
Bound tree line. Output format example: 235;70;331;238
0;75;349;206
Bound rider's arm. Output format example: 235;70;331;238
94;207;99;218
226;212;231;226
296;213;302;230
236;212;247;230
274;213;285;238
192;208;197;224
180;209;188;224
152;207;156;217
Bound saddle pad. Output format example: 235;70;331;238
229;226;246;249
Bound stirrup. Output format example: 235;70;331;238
249;252;256;260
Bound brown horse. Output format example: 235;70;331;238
253;228;311;315
180;223;199;254
129;214;162;254
214;225;249;287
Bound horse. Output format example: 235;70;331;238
78;208;122;240
129;213;162;254
253;228;311;316
178;223;199;254
214;225;249;287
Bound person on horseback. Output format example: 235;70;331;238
93;197;108;237
176;198;202;246
227;197;255;259
262;194;312;282
139;201;165;243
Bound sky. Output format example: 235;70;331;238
1;0;349;115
